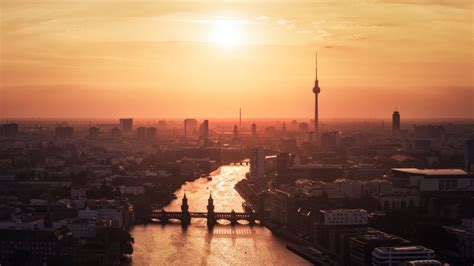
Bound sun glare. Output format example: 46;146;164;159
211;20;243;47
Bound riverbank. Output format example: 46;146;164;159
234;178;318;264
133;167;220;224
129;165;309;265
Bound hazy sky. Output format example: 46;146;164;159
1;0;473;119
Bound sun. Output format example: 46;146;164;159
211;20;243;47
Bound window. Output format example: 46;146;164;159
439;180;445;190
451;179;457;190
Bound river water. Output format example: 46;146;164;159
130;165;310;265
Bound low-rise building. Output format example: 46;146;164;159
405;260;442;266
375;191;420;211
319;209;368;226
443;218;474;261
0;227;75;265
372;246;435;266
269;188;299;226
350;231;410;266
392;168;474;192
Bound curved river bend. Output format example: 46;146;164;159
130;165;309;265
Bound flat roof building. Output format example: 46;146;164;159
372;246;435;266
350;231;410;266
319;209;368;226
391;168;473;192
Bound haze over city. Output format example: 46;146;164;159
1;0;473;119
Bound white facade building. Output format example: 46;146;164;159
363;179;393;196
393;168;473;192
320;209;368;226
372;246;435;266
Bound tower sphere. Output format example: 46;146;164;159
313;82;321;94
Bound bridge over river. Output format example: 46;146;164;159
151;193;260;226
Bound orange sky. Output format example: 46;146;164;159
1;0;473;119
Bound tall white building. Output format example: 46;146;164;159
249;147;265;180
372;246;435;266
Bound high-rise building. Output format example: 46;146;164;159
184;119;198;139
119;118;133;132
312;52;321;132
249;147;265;180
392;110;400;137
199;120;209;146
465;138;474;172
233;125;239;141
251;123;257;137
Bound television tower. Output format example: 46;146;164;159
312;52;321;132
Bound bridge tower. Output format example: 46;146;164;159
160;209;169;224
207;193;216;227
249;211;255;226
230;209;237;225
181;193;191;226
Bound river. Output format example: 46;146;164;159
129;165;310;265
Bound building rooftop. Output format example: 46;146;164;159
352;232;407;243
406;260;441;266
320;209;367;214
392;168;468;176
375;245;434;253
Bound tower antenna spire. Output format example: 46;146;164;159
315;51;318;81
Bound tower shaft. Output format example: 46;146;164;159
314;94;319;131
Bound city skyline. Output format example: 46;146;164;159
1;1;473;119
1;2;474;266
